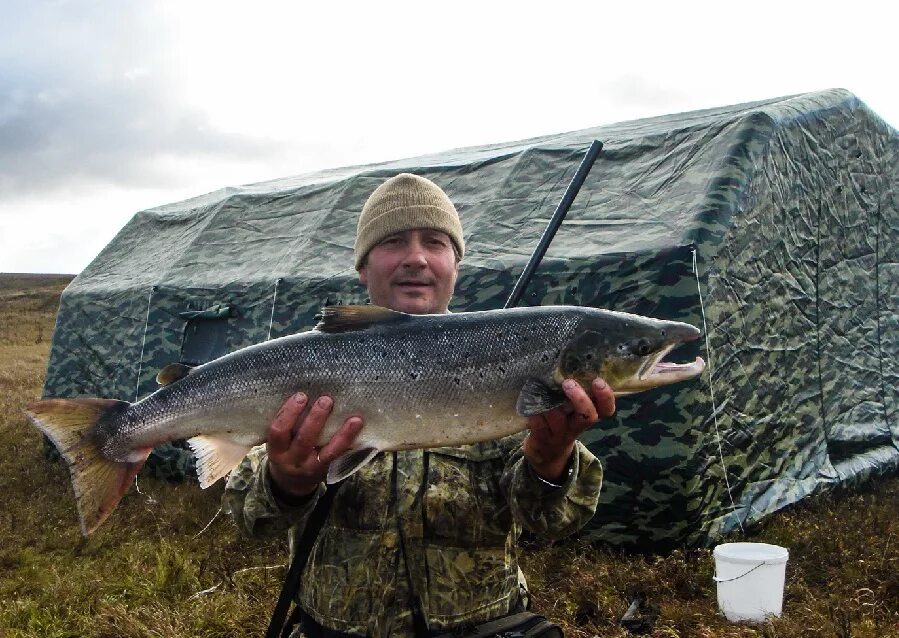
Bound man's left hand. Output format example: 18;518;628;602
523;377;616;484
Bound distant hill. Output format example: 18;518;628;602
0;273;74;314
0;273;75;288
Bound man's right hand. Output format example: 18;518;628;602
266;392;364;499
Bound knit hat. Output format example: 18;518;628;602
354;173;465;269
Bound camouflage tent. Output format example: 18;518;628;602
43;88;897;549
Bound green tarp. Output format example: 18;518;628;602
44;88;898;549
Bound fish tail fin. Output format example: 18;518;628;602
24;398;147;535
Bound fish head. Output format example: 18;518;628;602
558;310;706;396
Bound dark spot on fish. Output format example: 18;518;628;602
498;365;506;374
410;372;419;380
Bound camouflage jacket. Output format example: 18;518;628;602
224;433;603;637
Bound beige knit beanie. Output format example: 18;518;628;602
354;173;465;269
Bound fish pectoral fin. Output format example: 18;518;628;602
516;378;568;417
156;363;196;385
326;447;380;484
187;434;255;489
314;305;410;334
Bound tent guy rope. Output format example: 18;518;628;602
693;247;744;534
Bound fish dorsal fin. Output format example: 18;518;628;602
326;447;380;483
156;363;196;386
516;378;568;417
315;305;410;334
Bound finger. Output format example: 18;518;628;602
591;377;616;418
268;393;308;455
562;379;598;423
292;395;333;451
317;416;364;465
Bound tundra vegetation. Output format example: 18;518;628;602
0;273;896;637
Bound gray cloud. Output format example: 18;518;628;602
0;1;284;198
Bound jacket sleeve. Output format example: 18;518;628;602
223;445;325;538
500;436;603;541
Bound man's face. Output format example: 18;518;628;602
358;228;459;315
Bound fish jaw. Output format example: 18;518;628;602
614;351;706;395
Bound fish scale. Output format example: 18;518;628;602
25;303;705;534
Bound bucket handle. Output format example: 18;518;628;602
713;562;769;583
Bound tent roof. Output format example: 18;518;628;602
74;88;878;291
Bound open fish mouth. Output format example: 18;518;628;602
637;343;706;385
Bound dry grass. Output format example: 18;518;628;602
0;273;896;637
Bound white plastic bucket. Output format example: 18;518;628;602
713;542;788;622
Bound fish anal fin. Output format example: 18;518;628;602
516;379;567;417
315;305;410;334
187;434;255;489
326;448;380;484
156;363;196;386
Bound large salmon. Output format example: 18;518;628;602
25;304;705;534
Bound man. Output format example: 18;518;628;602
225;173;615;637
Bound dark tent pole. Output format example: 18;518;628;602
504;140;603;309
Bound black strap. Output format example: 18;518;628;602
266;482;340;638
429;611;563;638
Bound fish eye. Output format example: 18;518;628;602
617;344;627;353
636;340;652;356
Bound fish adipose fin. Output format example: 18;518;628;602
156;363;196;385
326;447;380;484
315;305;410;334
516;379;568;417
23;398;148;535
187;434;255;488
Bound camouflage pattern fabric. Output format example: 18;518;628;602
223;436;602;637
42;88;898;547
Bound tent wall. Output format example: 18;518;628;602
698;93;899;542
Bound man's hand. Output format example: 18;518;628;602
266;392;364;499
523;378;615;484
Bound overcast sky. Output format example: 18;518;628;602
2;0;896;274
